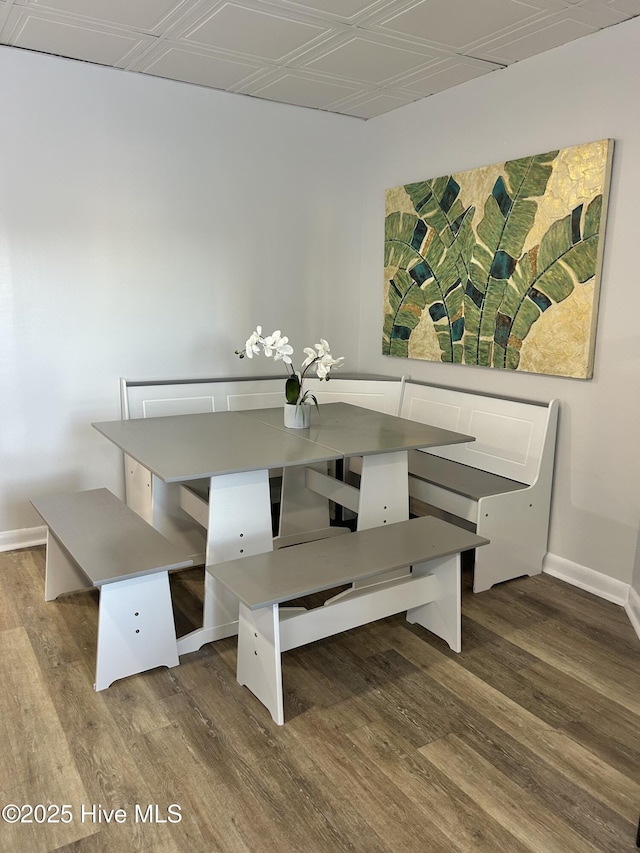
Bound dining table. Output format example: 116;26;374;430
93;402;474;656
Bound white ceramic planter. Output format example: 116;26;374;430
284;402;310;429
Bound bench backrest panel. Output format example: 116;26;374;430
122;378;277;419
121;375;402;420
400;381;557;485
296;378;401;414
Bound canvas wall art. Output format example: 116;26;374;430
382;139;613;378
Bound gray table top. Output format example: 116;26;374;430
243;402;474;458
92;403;474;483
92;410;341;482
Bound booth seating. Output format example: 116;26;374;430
31;488;193;690
210;514;489;724
400;381;559;593
118;373;558;593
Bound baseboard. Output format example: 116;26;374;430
0;526;47;553
625;586;640;642
543;552;629;606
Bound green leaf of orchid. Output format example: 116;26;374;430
285;374;301;405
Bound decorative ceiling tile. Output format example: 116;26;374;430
304;35;435;83
399;59;498;96
376;0;554;48
182;3;331;61
27;0;192;32
583;0;640;13
248;71;360;108
277;0;385;18
3;10;147;65
0;0;638;116
338;91;418;118
479;16;596;61
140;45;261;88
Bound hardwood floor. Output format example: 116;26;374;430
1;544;639;852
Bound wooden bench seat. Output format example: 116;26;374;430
31;488;193;690
407;451;527;502
210;515;488;724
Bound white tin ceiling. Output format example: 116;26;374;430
0;0;638;118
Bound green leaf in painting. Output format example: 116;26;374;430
504;150;558;198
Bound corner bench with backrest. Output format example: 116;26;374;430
210;514;489;724
400;380;559;592
117;372;558;593
31;488;193;690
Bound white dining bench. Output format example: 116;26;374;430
399;381;559;592
210;515;489;724
31;488;193;691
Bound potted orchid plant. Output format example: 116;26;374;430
235;326;344;427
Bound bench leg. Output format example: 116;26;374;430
406;553;461;653
45;530;92;601
473;493;546;592
236;602;284;726
352;451;410;590
94;572;178;691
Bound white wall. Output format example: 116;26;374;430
0;46;365;535
360;18;640;586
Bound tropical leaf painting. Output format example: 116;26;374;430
383;139;613;378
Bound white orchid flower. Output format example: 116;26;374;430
303;339;335;367
236;327;343;401
274;347;293;364
260;330;280;357
244;326;263;358
262;330;294;363
301;347;317;369
315;353;344;379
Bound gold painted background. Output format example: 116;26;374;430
383;139;613;378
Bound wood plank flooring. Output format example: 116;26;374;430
1;544;639;852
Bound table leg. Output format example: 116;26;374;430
124;456;207;565
353;450;410;587
357;450;409;530
278;462;332;538
124;453;153;523
177;468;274;655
